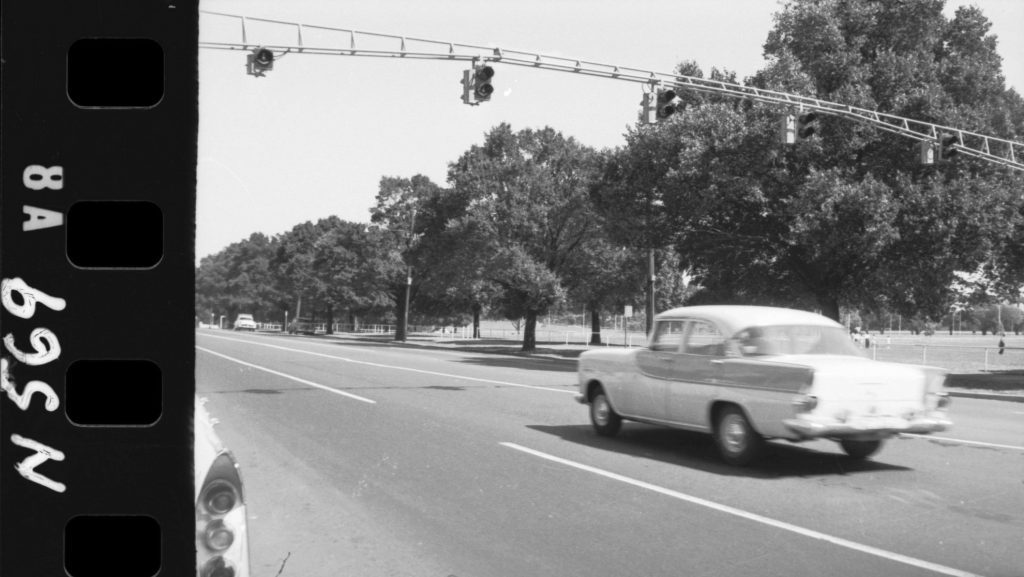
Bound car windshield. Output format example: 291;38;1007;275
732;325;864;357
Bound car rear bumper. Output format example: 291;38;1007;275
783;415;952;439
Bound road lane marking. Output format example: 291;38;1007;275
198;333;576;395
196;346;376;404
900;433;1024;451
501;442;985;577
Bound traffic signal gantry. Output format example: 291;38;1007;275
200;10;1022;171
462;62;495;106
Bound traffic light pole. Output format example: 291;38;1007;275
646;248;655;336
200;9;1023;171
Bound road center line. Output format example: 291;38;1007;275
900;433;1024;451
196;346;376;404
501;442;985;577
198;333;576;395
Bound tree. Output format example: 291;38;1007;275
370;175;443;340
196;232;282;325
312;220;394;332
593;0;1024;322
447;124;602;351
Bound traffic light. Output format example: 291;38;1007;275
796;111;818;139
640;88;680;124
655;89;680;121
640;92;657;124
919;139;937;165
246;47;274;77
781;114;797;144
938;133;959;160
462;63;495;105
782;111;819;144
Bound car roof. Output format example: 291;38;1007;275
655;305;842;336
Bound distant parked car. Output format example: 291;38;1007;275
287;317;316;335
233;314;257;331
195;397;250;577
576;305;952;465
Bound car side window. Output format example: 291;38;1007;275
682;320;726;356
650;320;685;352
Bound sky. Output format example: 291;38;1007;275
196;0;1024;264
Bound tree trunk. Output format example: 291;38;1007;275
326;305;334;335
472;302;482;339
590;308;602;345
522;309;538;352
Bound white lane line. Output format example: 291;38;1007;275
900;434;1024;451
196;346;376;404
198;333;576;395
501;442;985;577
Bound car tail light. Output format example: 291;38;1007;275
791;394;818;413
200;556;236;577
197;452;248;577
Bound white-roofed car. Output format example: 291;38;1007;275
195;397;250;577
576;305;952;465
232;314;257;331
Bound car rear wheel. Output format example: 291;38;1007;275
713;406;764;466
840;439;883;460
589;387;622;437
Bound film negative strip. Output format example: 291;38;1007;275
2;2;197;575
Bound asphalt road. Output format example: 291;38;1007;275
195;329;1024;577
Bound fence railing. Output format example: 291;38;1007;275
868;343;1021;373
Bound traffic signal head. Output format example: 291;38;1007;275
462;63;495;105
246;47;274;77
938;133;959;160
656;89;679;120
796;112;818;139
919;139;936;165
474;65;495;100
640;92;657;124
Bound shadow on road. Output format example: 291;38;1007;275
453;357;576;373
528;423;912;478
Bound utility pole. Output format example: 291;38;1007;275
395;208;417;342
646;248;656;336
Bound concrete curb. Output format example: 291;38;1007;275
946;390;1024;403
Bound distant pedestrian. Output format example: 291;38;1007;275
998;336;1005;355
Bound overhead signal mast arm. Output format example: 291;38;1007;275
199;10;1023;171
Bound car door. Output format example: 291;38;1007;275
665;319;726;427
630;319;685;421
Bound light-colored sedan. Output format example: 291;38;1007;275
232;314;257;331
576;305;952;465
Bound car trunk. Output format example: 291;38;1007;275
786;355;928;421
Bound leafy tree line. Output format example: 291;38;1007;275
198;0;1024;351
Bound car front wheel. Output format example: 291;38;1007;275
840;439;883;460
714;406;764;466
589;387;622;437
